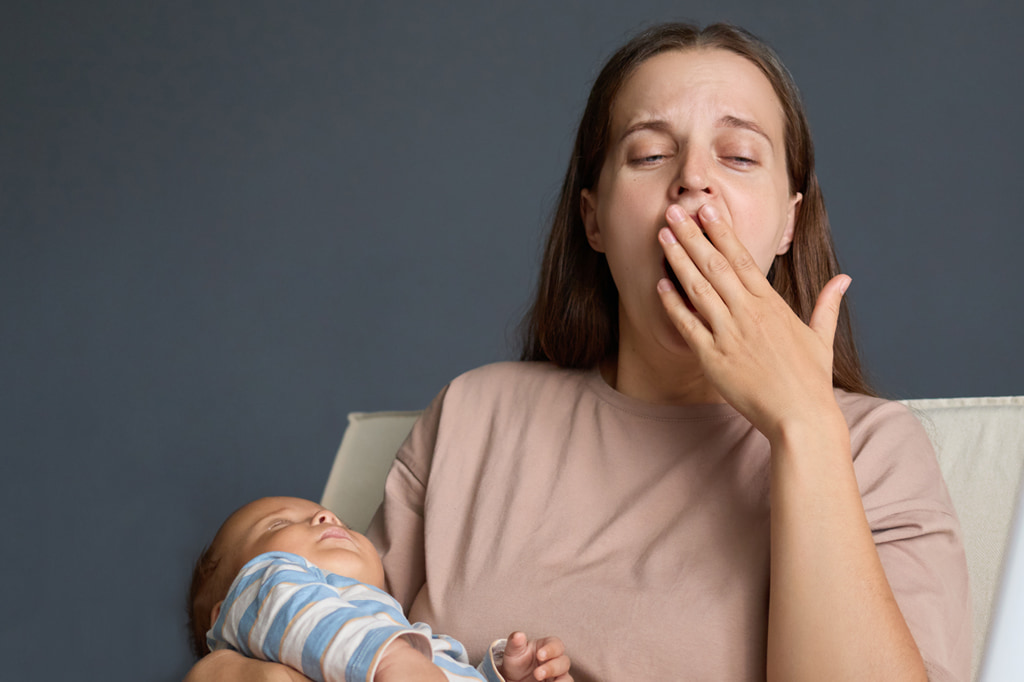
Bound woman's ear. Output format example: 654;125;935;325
776;191;802;256
581;188;605;253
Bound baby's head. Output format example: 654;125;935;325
186;496;385;659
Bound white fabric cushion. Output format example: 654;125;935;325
900;396;1024;677
321;411;420;533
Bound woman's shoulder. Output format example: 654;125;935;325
834;389;924;440
835;389;952;514
452;360;577;382
445;361;590;400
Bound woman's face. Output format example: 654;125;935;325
581;48;801;357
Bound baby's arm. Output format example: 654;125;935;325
497;632;572;682
210;552;440;682
373;638;449;682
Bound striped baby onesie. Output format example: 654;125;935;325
208;551;505;682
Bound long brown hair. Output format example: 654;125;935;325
520;22;873;395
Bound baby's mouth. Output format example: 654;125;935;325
319;527;353;543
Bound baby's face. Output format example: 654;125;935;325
218;496;385;590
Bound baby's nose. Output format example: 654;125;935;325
311;509;340;526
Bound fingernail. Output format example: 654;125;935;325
840;276;852;294
699;204;718;222
657;278;673;292
659;227;677;244
667;204;685;222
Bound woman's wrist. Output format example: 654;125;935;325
767;401;849;461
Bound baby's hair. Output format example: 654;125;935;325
186;543;222;660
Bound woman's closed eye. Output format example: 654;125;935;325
720;154;759;168
630;153;670;166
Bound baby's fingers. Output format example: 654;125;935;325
499;632;534;679
533;653;571;681
535;636;565;662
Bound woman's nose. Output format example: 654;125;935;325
675;148;713;196
311;508;341;526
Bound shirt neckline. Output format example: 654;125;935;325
583;366;746;422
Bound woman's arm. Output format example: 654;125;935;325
658;204;928;681
184;650;311;682
765;413;927;682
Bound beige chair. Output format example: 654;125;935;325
322;397;1024;681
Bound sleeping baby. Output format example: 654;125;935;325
187;496;572;682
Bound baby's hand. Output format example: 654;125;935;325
499;631;572;682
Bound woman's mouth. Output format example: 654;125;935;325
663;257;685;297
663;258;697;313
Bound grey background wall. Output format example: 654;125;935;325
2;1;1022;679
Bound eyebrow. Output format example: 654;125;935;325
717;115;774;148
618;119;673;142
619;116;774;149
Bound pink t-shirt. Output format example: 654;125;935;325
368;362;971;681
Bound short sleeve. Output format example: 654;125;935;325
366;384;449;611
847;398;972;681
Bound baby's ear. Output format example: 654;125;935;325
209;600;224;627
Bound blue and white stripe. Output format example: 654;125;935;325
208;551;503;682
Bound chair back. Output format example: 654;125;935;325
900;396;1024;679
321;410;420;533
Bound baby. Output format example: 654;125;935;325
187;496;571;682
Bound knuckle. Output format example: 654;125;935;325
748;307;769;328
692;278;715;297
707;253;730;273
731;252;758;272
682;222;704;241
681;314;706;335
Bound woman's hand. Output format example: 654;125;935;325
658;204;927;680
183;650;312;682
656;203;850;443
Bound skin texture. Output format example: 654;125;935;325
586;48;926;681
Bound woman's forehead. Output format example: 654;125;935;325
610;48;785;140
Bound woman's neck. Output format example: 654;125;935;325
602;345;726;406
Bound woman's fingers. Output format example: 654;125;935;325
657;230;716;343
659;212;741;333
657;202;848;437
665;205;749;304
695;203;776;295
808;275;852;348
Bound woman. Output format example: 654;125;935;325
188;22;970;682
